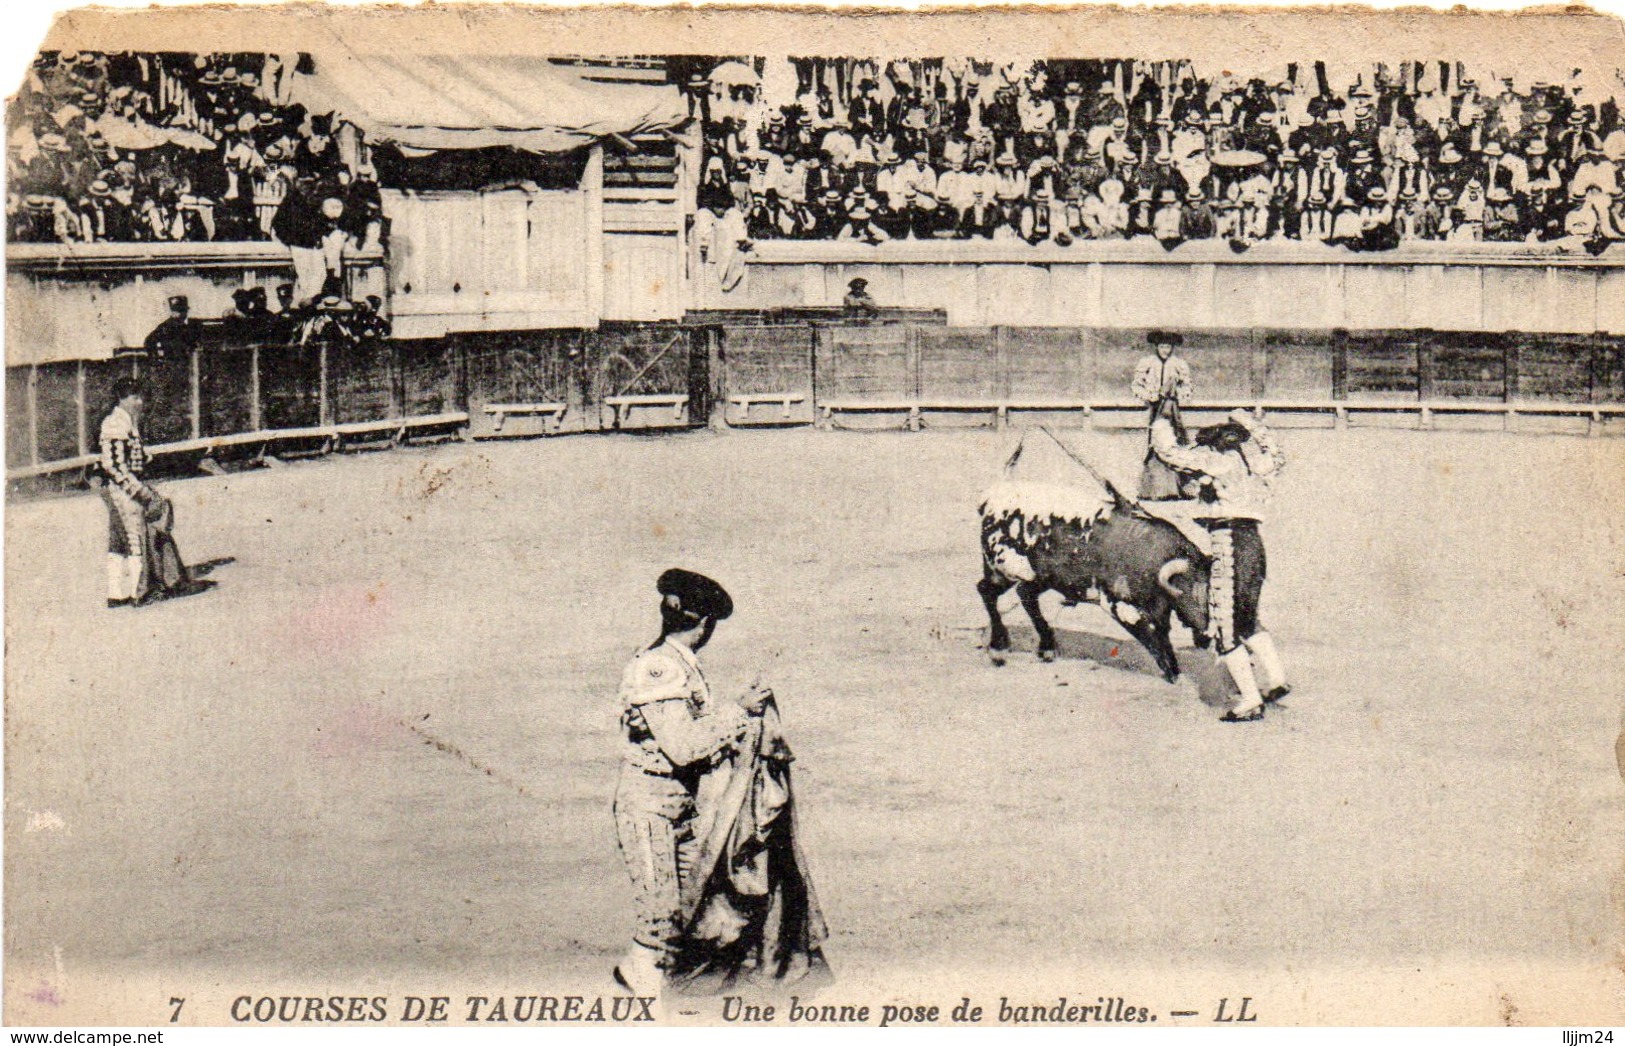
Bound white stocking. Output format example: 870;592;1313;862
106;554;129;600
1245;631;1287;694
1221;646;1264;713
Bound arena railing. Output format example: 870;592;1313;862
704;322;1625;434
7;319;1624;494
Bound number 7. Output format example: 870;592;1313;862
169;997;185;1023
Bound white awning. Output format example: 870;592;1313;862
287;54;687;156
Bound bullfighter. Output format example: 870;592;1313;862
1150;409;1291;722
613;569;771;995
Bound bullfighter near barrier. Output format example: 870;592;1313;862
4;1;1624;1035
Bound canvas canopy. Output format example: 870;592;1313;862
286;53;688;156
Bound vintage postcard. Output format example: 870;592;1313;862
4;0;1623;1031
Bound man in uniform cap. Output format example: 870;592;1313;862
613;568;771;994
141;295;195;360
225;287;267;332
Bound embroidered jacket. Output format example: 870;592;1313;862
1150;416;1285;522
1132;354;1193;405
619;638;747;777
99;406;155;502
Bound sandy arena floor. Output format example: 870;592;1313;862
5;425;1623;1025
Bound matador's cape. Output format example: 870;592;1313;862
668;703;832;995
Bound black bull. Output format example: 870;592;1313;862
977;491;1211;682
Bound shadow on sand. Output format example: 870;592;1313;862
189;557;236;578
988;624;1236;708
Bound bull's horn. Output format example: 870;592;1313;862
1158;558;1189;597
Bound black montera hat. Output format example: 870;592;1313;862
657;568;733;621
1196;420;1250;450
1147;330;1184;346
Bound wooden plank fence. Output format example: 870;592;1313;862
10;319;1625;493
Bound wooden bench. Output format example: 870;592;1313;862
603;393;689;428
728;392;807;421
484;402;568;434
818;400;924;430
820;399;1131;431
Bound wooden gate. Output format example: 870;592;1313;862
593;325;703;431
720;326;815;426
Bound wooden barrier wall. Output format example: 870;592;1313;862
795;326;1624;406
10;319;1625;489
714;322;1625;431
5;322;716;480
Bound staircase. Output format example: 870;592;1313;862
548;56;688;234
603;137;682;231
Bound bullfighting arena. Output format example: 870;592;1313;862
5;425;1624;1025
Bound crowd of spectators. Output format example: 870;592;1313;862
690;57;1625;253
7;50;385;297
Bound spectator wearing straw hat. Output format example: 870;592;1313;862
958;187;1000;239
1386;182;1417;240
1479;139;1525;199
1483;183;1522;242
838;202;889;244
1418;184;1455;240
1353;184;1399;251
1520;138;1565;238
1019;186;1061;244
79;175;121;241
1054;80;1089;158
807;188;846;239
